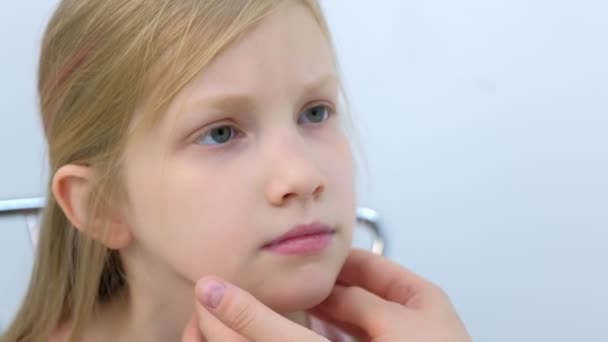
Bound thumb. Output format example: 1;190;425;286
195;277;329;342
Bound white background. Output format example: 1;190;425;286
1;1;607;340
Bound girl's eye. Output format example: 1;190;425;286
197;125;238;145
298;105;331;124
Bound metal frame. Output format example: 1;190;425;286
0;197;45;214
0;197;386;255
356;207;386;255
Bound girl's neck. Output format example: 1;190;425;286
88;288;191;341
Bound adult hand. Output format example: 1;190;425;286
309;248;471;342
182;248;471;342
181;276;329;341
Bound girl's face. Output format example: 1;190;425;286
121;2;355;312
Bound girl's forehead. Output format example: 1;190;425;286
190;4;335;83
180;11;335;101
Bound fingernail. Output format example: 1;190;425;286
196;279;226;309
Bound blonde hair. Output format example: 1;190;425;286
1;1;334;341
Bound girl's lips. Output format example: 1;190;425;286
262;222;335;255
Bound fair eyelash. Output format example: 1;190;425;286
192;101;337;148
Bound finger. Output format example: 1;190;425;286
312;284;399;337
339;248;440;308
195;276;329;342
307;307;367;339
194;298;249;342
181;315;205;342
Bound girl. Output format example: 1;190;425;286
4;0;355;340
2;0;470;341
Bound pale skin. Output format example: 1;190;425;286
51;1;470;341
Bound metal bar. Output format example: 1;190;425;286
356;207;386;255
0;197;45;215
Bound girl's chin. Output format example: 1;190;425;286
252;273;337;313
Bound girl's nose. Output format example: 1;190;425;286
264;137;326;207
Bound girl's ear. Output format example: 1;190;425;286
52;164;132;249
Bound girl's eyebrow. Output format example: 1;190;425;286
187;73;339;111
298;73;339;96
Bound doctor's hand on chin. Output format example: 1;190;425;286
181;248;472;342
